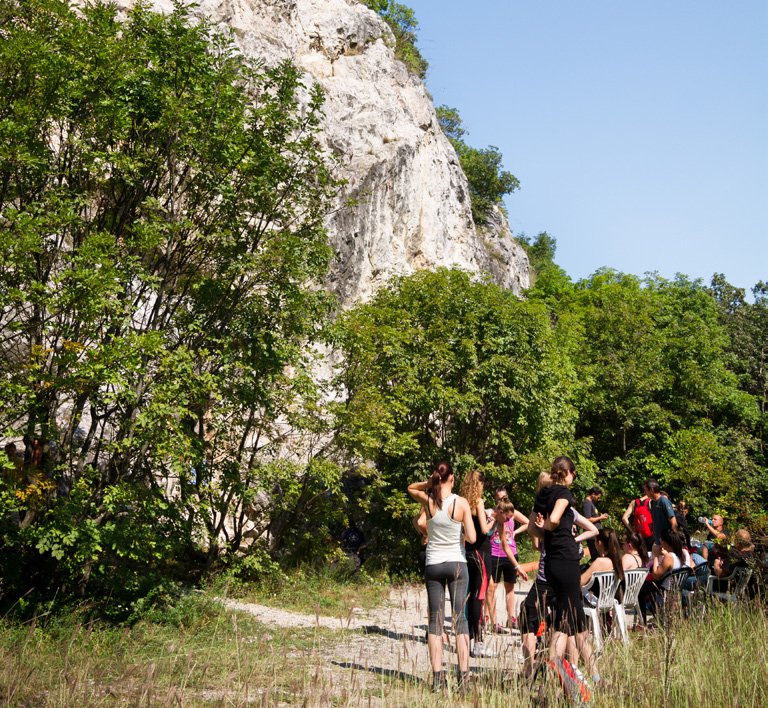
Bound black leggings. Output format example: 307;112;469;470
519;578;554;635
467;549;490;641
425;561;469;636
544;557;587;635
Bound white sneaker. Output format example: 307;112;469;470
470;641;497;658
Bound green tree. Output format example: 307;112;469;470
436;106;519;226
331;268;576;568
0;0;341;609
517;231;558;284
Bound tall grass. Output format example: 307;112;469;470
1;591;765;707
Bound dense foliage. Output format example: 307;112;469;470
329;266;767;570
436;106;519;225
0;1;765;612
0;0;343;615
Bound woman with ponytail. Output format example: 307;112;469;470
408;462;476;690
528;456;600;686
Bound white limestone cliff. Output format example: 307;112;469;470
109;0;530;304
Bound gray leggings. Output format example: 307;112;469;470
425;561;469;636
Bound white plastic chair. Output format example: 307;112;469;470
613;567;647;643
582;570;620;653
706;566;753;603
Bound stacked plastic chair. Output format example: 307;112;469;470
612;567;648;643
582;570;621;653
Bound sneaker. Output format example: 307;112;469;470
432;671;447;692
491;623;509;634
470;641;497;658
548;658;592;706
508;616;518;630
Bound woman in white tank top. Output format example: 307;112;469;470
408;462;476;690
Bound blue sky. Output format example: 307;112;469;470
408;1;767;294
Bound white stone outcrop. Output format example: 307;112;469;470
106;0;529;304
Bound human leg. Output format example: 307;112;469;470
504;581;516;625
424;564;448;673
466;550;485;643
519;579;549;678
545;558;587;661
485;576;498;626
446;562;470;673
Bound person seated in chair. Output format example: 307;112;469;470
637;529;687;624
580;529;624;606
710;529;754;594
621;532;647;570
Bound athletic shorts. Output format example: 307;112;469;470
489;554;520;584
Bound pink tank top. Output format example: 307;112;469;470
490;519;517;558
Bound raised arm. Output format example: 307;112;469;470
650;545;673;580
703;519;726;540
475;497;495;535
407;480;430;506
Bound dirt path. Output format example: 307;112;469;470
226;580;534;685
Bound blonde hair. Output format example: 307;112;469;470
495;498;514;516
535;470;553;493
460;469;485;511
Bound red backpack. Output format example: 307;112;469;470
634;497;654;539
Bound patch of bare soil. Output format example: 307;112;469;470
225;580;534;694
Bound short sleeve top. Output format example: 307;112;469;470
533;485;580;562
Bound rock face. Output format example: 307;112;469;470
111;0;530;304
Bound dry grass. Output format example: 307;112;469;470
1;590;766;707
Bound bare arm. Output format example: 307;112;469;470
670;514;678;533
544;498;569;531
413;510;427;538
573;511;598;543
476;498;495;535
581;562;595;587
407;480;430;506
703;520;726;540
512;509;529;536
527;510;546;540
622;499;635;532
497;520;529;581
457;497;477;545
651;547;673;580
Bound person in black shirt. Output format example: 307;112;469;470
582;486;608;563
340;519;367;567
529;456;600;685
672;499;691;549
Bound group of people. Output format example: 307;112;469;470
407;456;601;691
406;459;759;693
